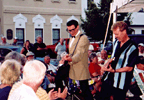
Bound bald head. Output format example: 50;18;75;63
101;50;108;60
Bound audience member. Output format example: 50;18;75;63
138;43;144;57
8;60;49;100
55;38;66;61
88;45;94;65
89;53;102;95
100;21;138;100
0;36;9;45
0;59;21;100
44;55;57;83
98;50;108;67
136;56;144;82
8;60;67;100
12;37;18;46
88;45;94;56
20;40;34;55
34;36;50;57
44;55;57;73
26;51;35;61
5;51;26;66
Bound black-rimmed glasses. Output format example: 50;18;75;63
66;28;76;32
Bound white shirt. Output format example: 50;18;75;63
69;30;80;48
139;52;144;57
47;64;57;73
8;84;39;100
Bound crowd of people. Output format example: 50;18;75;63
0;20;144;100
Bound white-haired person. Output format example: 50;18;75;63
0;59;21;100
8;60;67;100
5;51;26;66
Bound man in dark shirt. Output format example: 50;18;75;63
12;37;18;46
100;21;138;100
34;36;48;57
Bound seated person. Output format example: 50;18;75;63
44;55;57;83
0;59;21;100
98;49;108;67
20;40;34;55
12;37;18;46
0;36;9;45
138;43;144;57
8;60;68;100
26;51;35;61
34;36;49;57
88;44;94;65
136;56;144;82
89;53;102;95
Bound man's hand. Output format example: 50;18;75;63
64;54;72;62
37;47;42;50
57;87;68;99
59;57;65;64
48;89;58;100
102;64;115;73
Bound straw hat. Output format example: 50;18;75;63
26;52;34;57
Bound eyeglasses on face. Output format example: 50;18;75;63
66;28;76;32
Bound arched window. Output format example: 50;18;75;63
50;15;62;44
33;14;45;42
13;14;27;46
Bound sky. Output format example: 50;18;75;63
131;12;144;25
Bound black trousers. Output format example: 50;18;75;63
99;80;127;100
79;80;94;100
55;64;70;91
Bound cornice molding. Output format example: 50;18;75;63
3;6;81;15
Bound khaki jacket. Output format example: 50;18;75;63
69;32;90;80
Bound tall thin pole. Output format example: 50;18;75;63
102;12;112;50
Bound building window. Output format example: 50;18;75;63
142;30;144;34
68;0;76;4
35;0;43;1
16;28;24;46
53;29;60;44
35;29;43;41
51;0;60;3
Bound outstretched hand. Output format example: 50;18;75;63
58;87;68;99
48;89;58;100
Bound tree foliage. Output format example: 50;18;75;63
81;0;132;41
81;0;112;41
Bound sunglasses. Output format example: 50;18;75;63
66;28;76;32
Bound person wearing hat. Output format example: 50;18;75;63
26;51;34;61
138;43;144;57
12;37;18;46
0;36;9;46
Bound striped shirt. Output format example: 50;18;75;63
105;39;138;91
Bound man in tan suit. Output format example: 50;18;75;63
65;20;93;100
